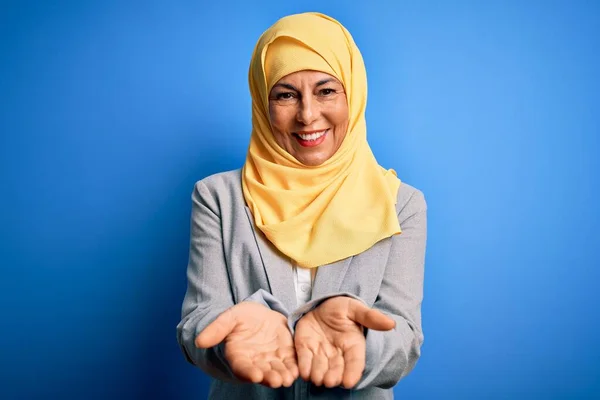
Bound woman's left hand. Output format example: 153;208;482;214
294;296;395;389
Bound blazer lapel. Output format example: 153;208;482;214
311;256;352;300
244;207;297;312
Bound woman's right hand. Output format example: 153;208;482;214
194;302;299;388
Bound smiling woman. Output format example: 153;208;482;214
176;12;427;400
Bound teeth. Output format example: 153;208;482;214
297;130;326;141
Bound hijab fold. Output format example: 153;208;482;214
242;12;401;268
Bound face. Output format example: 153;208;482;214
268;70;349;166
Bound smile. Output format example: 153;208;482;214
295;129;327;141
293;129;328;148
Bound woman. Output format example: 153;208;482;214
176;12;427;400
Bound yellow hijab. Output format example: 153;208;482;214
242;12;401;268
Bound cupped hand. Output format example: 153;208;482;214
294;296;395;389
195;302;299;388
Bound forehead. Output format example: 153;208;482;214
274;70;342;86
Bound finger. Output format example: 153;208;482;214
349;302;395;331
229;357;263;383
253;359;277;387
341;343;365;389
310;345;329;387
270;360;294;387
262;369;283;388
195;309;236;348
296;346;314;381
283;356;299;381
277;346;299;381
323;352;344;388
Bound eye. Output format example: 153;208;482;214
319;88;336;96
275;92;296;100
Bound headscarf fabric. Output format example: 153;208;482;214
242;12;401;268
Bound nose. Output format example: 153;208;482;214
296;95;319;125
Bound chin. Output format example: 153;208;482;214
296;153;331;167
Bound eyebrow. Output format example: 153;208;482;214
273;83;298;91
272;78;339;91
316;78;337;86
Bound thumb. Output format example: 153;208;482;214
195;309;236;348
348;300;396;331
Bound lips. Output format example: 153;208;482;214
293;129;328;147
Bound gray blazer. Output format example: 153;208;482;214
176;169;427;400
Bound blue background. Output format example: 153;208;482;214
1;1;599;399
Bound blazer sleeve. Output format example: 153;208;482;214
176;180;238;382
176;180;296;382
287;189;427;390
356;189;427;389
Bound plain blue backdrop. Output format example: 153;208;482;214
1;1;599;399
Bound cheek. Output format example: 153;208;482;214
268;106;297;150
269;105;293;132
331;101;350;133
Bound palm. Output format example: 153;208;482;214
195;302;298;388
295;296;395;389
